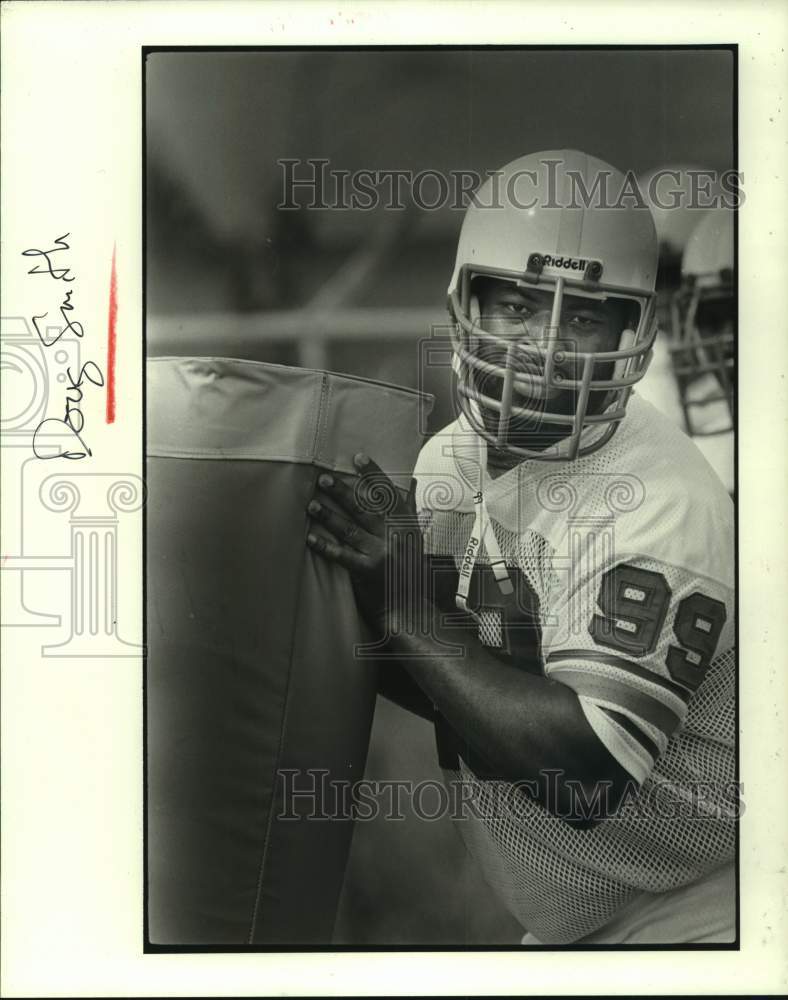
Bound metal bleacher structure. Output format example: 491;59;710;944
147;210;459;436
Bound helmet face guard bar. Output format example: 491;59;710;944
448;264;657;461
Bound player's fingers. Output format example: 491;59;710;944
306;499;370;552
315;471;383;530
352;453;409;520
354;451;394;481
305;529;369;573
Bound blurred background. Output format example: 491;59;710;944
146;47;734;945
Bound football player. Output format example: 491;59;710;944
630;165;703;434
668;208;734;485
634;170;735;494
306;151;736;945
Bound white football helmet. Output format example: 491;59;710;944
669;207;734;436
636;165;721;267
449;150;659;461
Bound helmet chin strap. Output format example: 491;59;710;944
613;327;639;380
469;293;481;346
455;435;514;622
467;291;532;446
453;293;481;378
609;325;653;413
462;293;487;429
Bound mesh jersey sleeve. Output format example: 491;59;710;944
542;552;734;785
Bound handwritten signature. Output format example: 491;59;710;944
22;234;105;459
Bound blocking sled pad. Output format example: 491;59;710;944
146;357;433;945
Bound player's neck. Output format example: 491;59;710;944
486;451;522;479
485;424;571;477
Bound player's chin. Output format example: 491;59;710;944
511;381;572;408
481;371;563;406
496;420;571;453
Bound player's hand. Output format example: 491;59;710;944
305;452;422;633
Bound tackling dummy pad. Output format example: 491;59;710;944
146;357;432;945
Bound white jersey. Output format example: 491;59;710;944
413;394;736;944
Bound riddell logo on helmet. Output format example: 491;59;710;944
542;254;590;272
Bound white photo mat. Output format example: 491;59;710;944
2;2;787;995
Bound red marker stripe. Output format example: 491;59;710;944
106;244;118;424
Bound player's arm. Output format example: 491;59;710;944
305;454;632;823
376;554;479;723
542;557;730;788
375;594;633;821
376;661;437;722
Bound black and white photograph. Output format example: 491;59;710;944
2;3;787;996
145;46;738;948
